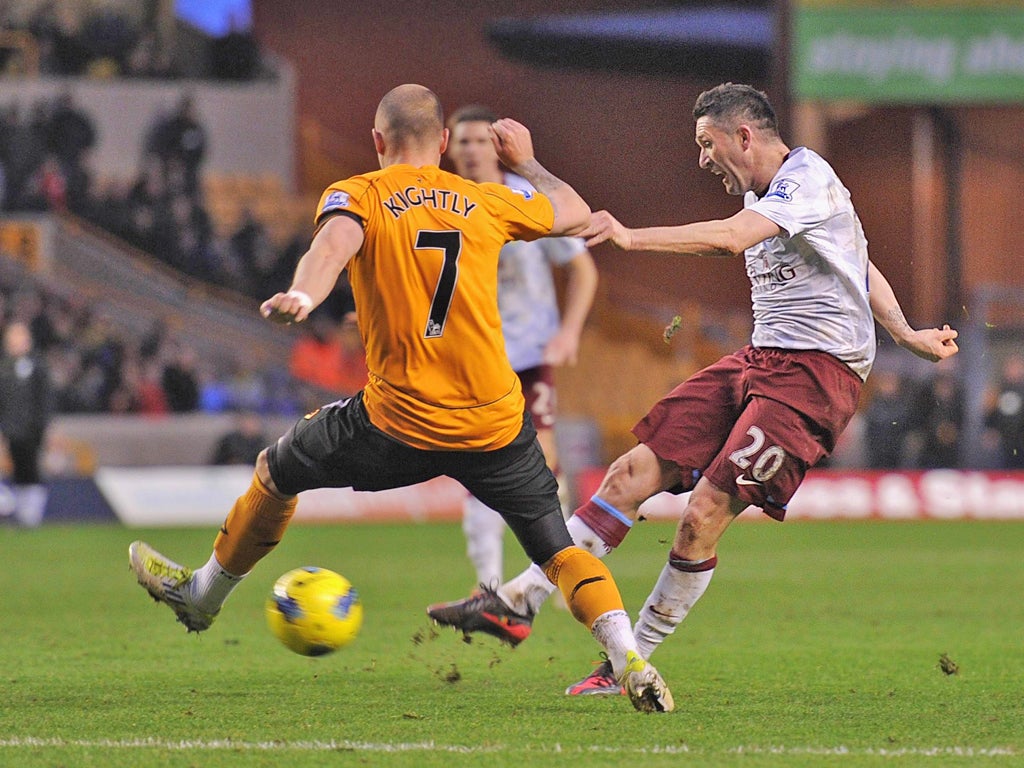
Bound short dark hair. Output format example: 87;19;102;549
447;104;497;130
692;83;779;135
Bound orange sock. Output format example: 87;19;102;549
543;546;624;629
214;472;298;576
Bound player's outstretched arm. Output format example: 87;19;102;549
580;208;781;256
868;261;959;362
489;118;590;236
261;215;364;325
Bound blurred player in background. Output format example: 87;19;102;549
446;104;598;588
129;83;672;713
429;82;960;695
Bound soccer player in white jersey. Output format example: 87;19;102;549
445;104;598;596
428;83;959;693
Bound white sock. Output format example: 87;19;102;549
633;560;715;660
590;609;637;677
498;515;609;616
462;495;506;587
190;552;245;614
567;513;613;557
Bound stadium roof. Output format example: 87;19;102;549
487;5;775;80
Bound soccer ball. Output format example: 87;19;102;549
265;566;363;656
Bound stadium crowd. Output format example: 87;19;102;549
0;88;305;303
0;262;365;420
858;358;1022;470
0;1;263;80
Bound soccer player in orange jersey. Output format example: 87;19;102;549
128;84;672;713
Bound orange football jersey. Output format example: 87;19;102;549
314;164;555;450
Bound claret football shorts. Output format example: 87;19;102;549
633;346;862;520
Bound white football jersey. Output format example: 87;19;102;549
744;147;875;380
497;172;588;372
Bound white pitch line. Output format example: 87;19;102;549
729;746;1017;758
0;738;1017;757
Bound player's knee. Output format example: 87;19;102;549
255;449;287;499
677;488;730;548
599;446;659;500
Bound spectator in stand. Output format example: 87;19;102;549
913;363;964;469
28;1;89;76
0;278;295;419
147;95;207;197
164;191;214;278
45;91;95;213
228;208;288;298
209;16;261;80
78;8;137;76
126;30;175;78
0;320;53;526
984;354;1024;469
1;102;46;210
125;154;167;252
23;153;68;212
210;411;268;465
46;91;95;170
862;368;914;469
161;341;201;412
288;313;367;397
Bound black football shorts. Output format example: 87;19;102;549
267;393;572;564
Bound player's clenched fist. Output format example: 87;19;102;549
489;118;535;169
261;290;314;325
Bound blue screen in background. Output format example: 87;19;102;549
176;0;252;37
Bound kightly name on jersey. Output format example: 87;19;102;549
382;187;477;220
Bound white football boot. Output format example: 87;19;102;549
128;541;217;633
619;650;675;713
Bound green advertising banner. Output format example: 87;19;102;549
793;7;1024;103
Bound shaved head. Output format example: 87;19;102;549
375;84;444;150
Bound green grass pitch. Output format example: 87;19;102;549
2;518;1022;767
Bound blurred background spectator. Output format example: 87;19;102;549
288;312;367;399
984;354;1024;469
209;409;267;465
146;94;206;196
862;368;914;470
0;319;52;525
910;363;965;470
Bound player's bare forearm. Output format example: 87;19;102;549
869;261;917;345
512;158;590;235
581;209;779;255
489;118;589;234
261;216;361;324
868;261;959;362
559;252;598;338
